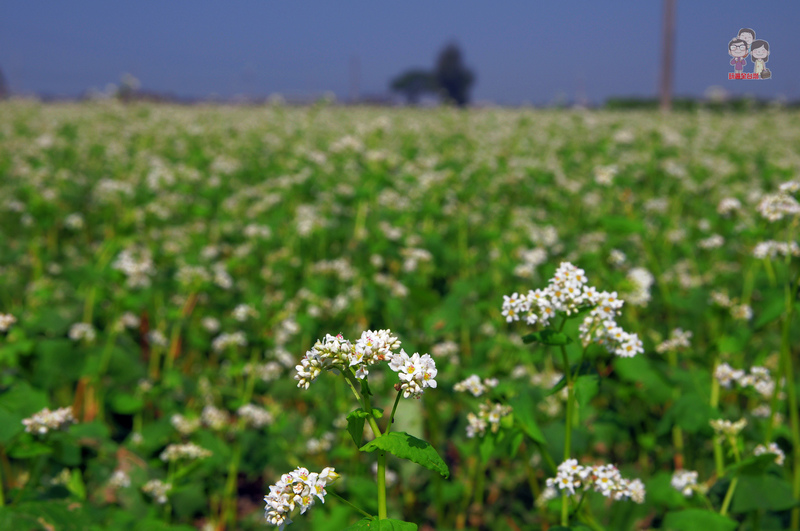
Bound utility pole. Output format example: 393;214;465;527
659;0;676;112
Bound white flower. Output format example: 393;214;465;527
264;467;340;529
389;349;438;399
238;403;274;428
754;442;785;466
69;322;96;343
0;313;16;332
142;479;172;504
159;443;212;462
22;406;75;435
465;401;512;438
671;469;698;497
108;469;131;488
758;192;800;222
453;374;498;397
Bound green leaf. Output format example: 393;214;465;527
110;393;143;414
732;474;798;512
725;453;778;476
360;431;449;478
601;216;644;235
671;393;715;433
0;501;93;531
662;509;737;531
509;390;546;444
343;517;418;530
574;374;599;419
66;468;87;500
479;432;496;464
9;440;53;459
754;288;786;330
346;408;383;446
523;330;574;346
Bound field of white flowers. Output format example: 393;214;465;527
0;100;799;530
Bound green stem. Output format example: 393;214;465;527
223;442;242;527
0;450;5;507
710;360;724;477
720;477;738;517
389;388;402;427
559;338;575;527
329;489;374;519
561;493;570;527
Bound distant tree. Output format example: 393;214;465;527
434;43;475;107
389;69;436;104
0;66;8;99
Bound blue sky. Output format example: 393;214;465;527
1;1;797;104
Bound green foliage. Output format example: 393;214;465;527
360;431;450;478
662;509;738;531
344;517;418;530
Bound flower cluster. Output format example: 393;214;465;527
655;328;693;354
142;479;172;504
211;331;247;352
264;466;339;530
453;374;499;397
754;442;785;466
112;247;157;288
714;363;775;398
753;240;800;260
757;191;800;222
710;418;747;437
502;262;642;358
22;406;75;435
68;322;97;343
545;459;645;503
238;403;274;428
159;442;212;462
465;402;512;438
295;329;437;394
388;350;438;398
671;469;699;497
0;313;16;332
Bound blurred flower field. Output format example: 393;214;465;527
0;100;799;530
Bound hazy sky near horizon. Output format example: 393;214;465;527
1;1;798;104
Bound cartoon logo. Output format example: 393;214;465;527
728;28;771;80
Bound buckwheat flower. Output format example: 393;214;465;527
389;349;438;398
546;459;587;496
148;330;168;347
118;312;140;330
108;469;131;488
758;192;800;222
698;234;725;250
730;303;753;321
754;442;785;466
212;331;247;352
69;322;96;343
465;401;512;437
201;405;230;430
536;485;558;507
625;267;654;307
170;414;201;435
671;469;698;497
0;313;16;331
238;403;274;428
714;363;744;388
656;328;693;354
709;291;733;308
201;317;220;333
453;374;498;397
142;479;172;504
717;197;742;216
710;418;747;437
64;213;85;230
628;478;646;504
264;466;340;530
232;304;259;322
23;406;75;435
160;443;212;462
608;249;627;267
112;247;156;289
753;240;800;259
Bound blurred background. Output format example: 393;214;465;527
0;0;798;107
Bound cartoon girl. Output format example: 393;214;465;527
738;28;755;53
750;39;770;79
728;38;748;74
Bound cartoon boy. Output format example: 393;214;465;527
729;38;748;73
750;39;770;79
738;28;755;52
